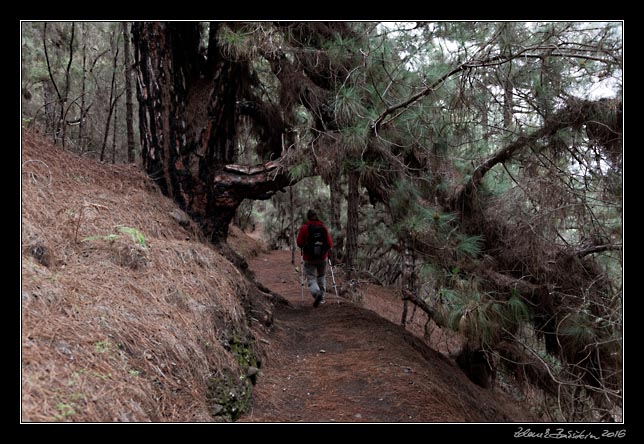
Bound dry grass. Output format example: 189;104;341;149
21;130;255;422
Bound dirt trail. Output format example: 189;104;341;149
239;250;529;423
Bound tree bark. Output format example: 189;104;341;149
79;23;87;152
502;67;513;129
329;175;344;263
122;21;136;163
100;28;120;162
42;23;62;144
289;184;295;265
345;168;360;281
111;100;118;163
132;22;293;243
402;289;437;322
61;22;75;149
400;234;416;327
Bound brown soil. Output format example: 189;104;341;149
239;250;536;423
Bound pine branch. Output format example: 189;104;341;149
402;289;439;325
576;243;622;258
452;99;598;209
371;44;618;134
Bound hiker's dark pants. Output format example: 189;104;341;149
304;260;327;299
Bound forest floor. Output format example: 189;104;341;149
238;249;536;423
21;128;537;423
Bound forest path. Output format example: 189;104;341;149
238;250;523;423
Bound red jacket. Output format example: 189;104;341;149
296;219;333;261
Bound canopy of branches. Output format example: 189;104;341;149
22;21;623;422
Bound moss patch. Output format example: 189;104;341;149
207;330;260;421
206;367;252;422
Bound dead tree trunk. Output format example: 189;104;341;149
42;23;62;145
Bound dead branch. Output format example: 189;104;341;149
402;289;438;324
575;243;622;258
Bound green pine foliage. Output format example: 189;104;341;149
441;286;499;346
557;312;597;350
24;21;622;420
455;234;484;259
288;160;312;181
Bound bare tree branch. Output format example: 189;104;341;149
402;289;438;323
42;23;62;103
576;243;622;258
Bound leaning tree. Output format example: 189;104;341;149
131;21;623;421
356;22;623;421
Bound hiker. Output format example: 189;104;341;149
296;209;333;308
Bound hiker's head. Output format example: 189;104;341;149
307;209;318;221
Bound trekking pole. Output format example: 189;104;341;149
328;257;340;304
300;249;305;306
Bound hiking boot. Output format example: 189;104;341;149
313;293;323;308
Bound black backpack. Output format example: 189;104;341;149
305;224;329;259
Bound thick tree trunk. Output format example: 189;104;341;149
122;21;136;163
132;22;291;243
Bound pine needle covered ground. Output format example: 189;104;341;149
21;129;269;422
